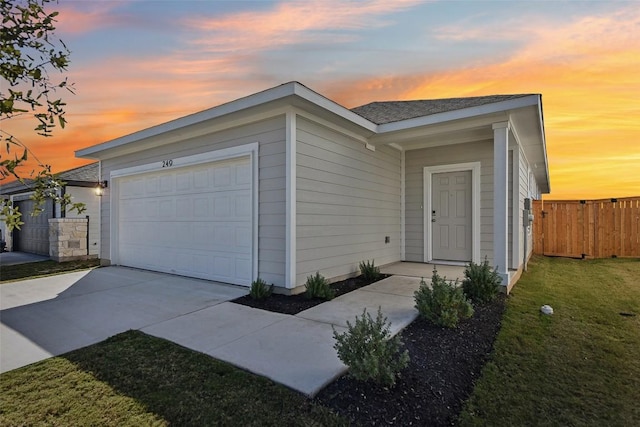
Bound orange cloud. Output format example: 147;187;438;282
324;7;640;200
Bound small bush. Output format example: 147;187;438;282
462;258;502;304
359;259;381;283
305;272;335;300
333;307;409;387
249;278;273;300
414;268;474;328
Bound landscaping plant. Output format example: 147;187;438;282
462;257;502;304
305;272;335;300
249;277;273;300
333;307;409;387
359;259;381;282
414;268;474;328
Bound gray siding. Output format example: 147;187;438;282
518;149;533;258
508;150;513;268
100;116;287;285
404;140;495;264
295;116;401;285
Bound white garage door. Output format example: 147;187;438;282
116;156;253;286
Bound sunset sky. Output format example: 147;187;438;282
4;0;639;200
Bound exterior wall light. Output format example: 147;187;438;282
95;180;108;196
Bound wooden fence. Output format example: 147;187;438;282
533;197;640;259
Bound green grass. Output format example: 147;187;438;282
0;330;344;426
0;258;101;283
459;256;640;426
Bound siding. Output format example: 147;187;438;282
508;150;513;268
66;186;100;256
100;116;287;286
404;140;495;264
295;116;401;285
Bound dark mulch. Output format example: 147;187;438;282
232;274;390;315
315;295;506;426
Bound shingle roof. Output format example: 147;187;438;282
57;162;99;182
350;94;534;125
0;162;98;195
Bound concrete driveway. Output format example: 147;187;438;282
1;267;421;397
0;267;247;373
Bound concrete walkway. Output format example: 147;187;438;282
146;275;422;396
1;267;422;397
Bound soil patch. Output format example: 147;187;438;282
232;274;390;315
315;295;506;426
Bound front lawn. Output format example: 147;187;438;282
459;256;640;426
0;331;343;426
0;258;100;283
2;256;638;426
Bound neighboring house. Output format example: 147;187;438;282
0;162;101;257
76;82;549;293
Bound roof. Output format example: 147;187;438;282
0;162;98;195
350;95;534;125
74;81;548;193
57;162;99;182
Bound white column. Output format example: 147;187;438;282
285;110;297;289
493;122;510;285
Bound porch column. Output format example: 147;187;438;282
492;122;510;285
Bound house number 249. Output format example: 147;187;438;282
162;159;173;167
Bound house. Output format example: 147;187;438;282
0;162;101;258
76;82;549;293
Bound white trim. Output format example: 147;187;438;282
493;121;510;284
511;147;520;270
285;110;297;289
109;142;259;283
77;82;376;159
294;109;369;144
423;162;481;264
400;149;406;261
97;160;102;260
379;95;539;134
110;143;258;179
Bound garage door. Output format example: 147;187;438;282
116;157;253;286
13;199;53;255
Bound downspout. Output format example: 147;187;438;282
86;215;90;257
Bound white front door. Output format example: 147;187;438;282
431;170;472;262
116;156;253;286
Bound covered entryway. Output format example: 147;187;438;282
431;170;472;261
115;156;254;286
423;162;480;264
12;199;53;256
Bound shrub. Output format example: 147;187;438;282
333;307;409;387
359;259;381;283
462;258;502;304
249;278;273;300
414;268;474;328
305;272;335;300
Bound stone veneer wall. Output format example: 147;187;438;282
49;218;92;262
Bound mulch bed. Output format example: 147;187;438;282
314;295;506;426
232;274;390;315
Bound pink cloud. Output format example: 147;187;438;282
56;3;124;35
185;0;423;52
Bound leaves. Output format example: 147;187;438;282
0;0;78;229
333;307;409;387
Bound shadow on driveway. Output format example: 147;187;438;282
0;267;247;373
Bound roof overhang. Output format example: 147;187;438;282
75;82;376;160
75;82;549;193
369;94;549;193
